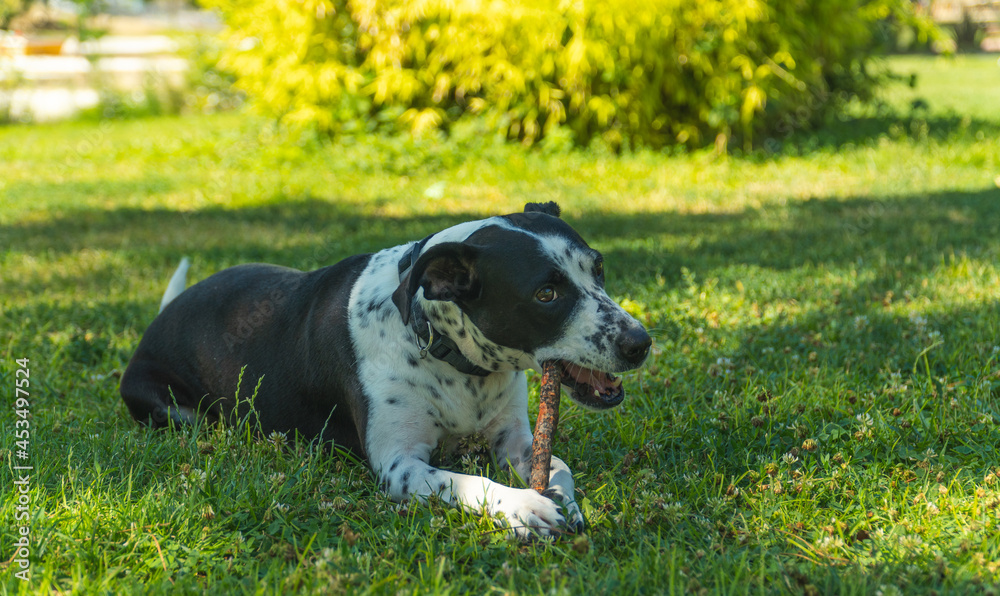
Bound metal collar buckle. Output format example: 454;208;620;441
415;321;434;359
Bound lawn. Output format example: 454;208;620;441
2;55;1000;594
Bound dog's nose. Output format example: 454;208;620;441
618;326;652;366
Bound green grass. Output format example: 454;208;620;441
879;54;1000;120
2;55;1000;594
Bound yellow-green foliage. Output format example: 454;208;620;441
1;0;25;29
207;0;937;149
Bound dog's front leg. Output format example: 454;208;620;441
371;444;570;539
485;414;586;533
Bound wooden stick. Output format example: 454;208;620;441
529;360;561;492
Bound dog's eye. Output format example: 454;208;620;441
594;259;604;277
535;286;558;303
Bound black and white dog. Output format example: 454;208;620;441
120;202;651;538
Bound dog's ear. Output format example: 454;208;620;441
392;242;480;325
524;202;561;218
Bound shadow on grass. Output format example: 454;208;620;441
5;186;998;375
6;185;1000;262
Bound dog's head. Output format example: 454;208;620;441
392;202;651;410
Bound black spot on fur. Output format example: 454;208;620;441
586;330;611;352
407;356;419;367
390;457;403;472
387;398;399;405
493;429;509;451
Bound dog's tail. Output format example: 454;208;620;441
159;257;191;313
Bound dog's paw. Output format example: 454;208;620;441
540;488;585;534
563;499;586;533
497;487;567;540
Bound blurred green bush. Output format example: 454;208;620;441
206;0;939;150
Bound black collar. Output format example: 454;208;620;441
397;236;430;278
398;239;492;377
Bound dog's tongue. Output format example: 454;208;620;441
563;362;616;393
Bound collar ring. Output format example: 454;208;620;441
416;321;434;359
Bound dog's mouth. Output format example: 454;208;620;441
557;361;625;410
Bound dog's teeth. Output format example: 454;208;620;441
611;376;623;388
594;389;601;398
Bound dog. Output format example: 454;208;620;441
120;202;651;538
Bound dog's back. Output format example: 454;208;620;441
119;257;373;454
